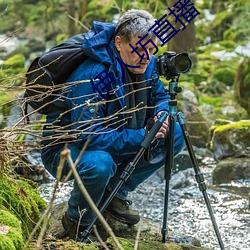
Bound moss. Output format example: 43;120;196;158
208;10;234;42
199;91;249;122
0;209;24;249
7;228;24;249
199;95;224;107
1;54;25;69
209;120;250;151
213;120;250;133
0;175;46;239
106;237;209;250
0;235;16;250
0;209;21;229
217;40;237;52
0;54;26;86
213;67;235;86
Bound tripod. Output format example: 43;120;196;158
162;77;225;249
82;77;225;250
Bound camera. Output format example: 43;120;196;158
156;51;192;79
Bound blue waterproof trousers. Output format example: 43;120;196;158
41;122;185;226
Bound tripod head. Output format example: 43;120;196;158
168;76;182;100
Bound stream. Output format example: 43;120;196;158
38;155;250;250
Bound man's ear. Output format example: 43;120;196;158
115;36;122;51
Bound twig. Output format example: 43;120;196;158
134;220;142;250
22;154;65;249
61;148;124;250
93;225;110;250
68;14;90;31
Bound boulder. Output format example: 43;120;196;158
209;120;250;160
179;100;211;148
213;157;250;184
42;201;211;250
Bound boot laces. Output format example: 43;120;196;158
123;200;132;209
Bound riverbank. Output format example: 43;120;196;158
38;155;250;250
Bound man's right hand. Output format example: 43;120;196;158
154;112;169;139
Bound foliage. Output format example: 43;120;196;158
198;0;250;45
213;67;235;86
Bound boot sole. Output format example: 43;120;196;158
105;210;140;225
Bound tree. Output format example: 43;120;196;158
166;0;197;62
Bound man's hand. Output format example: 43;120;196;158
154;111;169;139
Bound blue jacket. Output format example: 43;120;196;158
44;21;170;156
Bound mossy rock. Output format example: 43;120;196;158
0;209;24;250
212;67;235;86
209;120;250;160
44;202;211;250
1;54;25;69
199;92;249;122
28;237;211;250
213;157;250;184
0;54;26;86
0;174;47;239
106;237;210;250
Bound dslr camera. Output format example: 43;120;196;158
156;51;192;79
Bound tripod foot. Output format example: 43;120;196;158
161;227;168;243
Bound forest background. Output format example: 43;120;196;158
0;0;250;126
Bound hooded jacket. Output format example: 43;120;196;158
43;21;170;156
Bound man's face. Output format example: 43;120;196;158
115;35;157;75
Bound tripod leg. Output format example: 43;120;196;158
162;114;175;243
177;112;225;250
81;112;168;240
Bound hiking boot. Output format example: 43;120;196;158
61;213;97;243
105;196;140;225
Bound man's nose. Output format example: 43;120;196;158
142;51;151;62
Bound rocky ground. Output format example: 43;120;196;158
32;201;211;250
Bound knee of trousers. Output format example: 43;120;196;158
77;150;117;182
174;123;186;155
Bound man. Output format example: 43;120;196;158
41;9;185;241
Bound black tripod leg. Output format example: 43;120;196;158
162;114;175;243
81;112;168;240
177;112;225;250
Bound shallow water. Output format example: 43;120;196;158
38;157;250;250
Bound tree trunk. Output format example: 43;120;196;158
166;0;197;62
78;0;88;20
67;0;77;36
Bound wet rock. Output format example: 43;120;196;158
213;157;250;184
12;150;51;183
46;202;210;250
209;120;250;160
170;168;193;189
179;100;211;148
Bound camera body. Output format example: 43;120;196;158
156;51;192;79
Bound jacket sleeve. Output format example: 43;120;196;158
65;62;146;156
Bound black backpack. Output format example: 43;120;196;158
24;34;87;115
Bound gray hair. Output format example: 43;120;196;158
115;9;156;43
